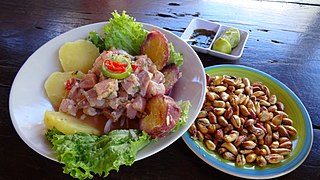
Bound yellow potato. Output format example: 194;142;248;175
44;71;84;109
44;111;101;135
59;40;100;73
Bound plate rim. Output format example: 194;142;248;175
182;64;313;179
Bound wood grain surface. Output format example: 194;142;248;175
1;0;319;179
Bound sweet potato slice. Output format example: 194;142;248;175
140;94;181;138
140;29;169;71
161;64;180;95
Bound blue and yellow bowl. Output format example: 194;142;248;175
182;64;313;179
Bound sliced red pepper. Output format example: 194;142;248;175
104;60;127;73
131;64;138;72
65;78;75;91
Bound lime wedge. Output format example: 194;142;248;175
212;37;232;54
220;28;240;48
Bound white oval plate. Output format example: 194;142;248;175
9;22;206;161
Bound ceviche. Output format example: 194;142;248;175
43;11;190;179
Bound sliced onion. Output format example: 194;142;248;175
103;119;112;134
129;129;138;140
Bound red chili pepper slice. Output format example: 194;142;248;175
65;78;75;91
104;60;127;73
131;64;138;72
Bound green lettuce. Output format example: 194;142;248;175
168;42;184;67
103;11;148;55
86;31;105;53
172;100;191;132
46;128;150;180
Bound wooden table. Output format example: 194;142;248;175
1;0;319;179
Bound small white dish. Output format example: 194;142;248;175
9;22;206;162
181;18;249;60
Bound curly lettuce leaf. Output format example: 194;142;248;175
86;31;105;53
172;100;191;132
46;128;150;180
168;42;184;67
103;11;148;55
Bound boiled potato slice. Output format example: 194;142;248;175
44;111;101;135
59;40;100;73
44;71;84;109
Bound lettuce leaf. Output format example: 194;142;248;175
86;31;105;53
168;42;184;67
46;128;150;180
103;11;148;55
172;100;191;132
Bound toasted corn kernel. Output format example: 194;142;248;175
208;112;217;124
221;142;238;155
197;111;208;118
240;149;254;155
235;88;244;95
265;154;284;164
234;135;247;147
218;116;229;127
282;118;293;126
258;110;274;122
239;105;250;116
243;78;250;87
223;152;236;161
242;140;257;150
218;147;228;154
270;148;291;156
224;107;233;120
276;102;285;111
213;100;226;108
206;92;217;101
246;153;257;163
220;92;229;101
245;86;252;96
278;125;290;138
223;130;239;143
250;126;265;137
236;154;246;166
272;131;280;140
252;91;265;97
188;123;197;136
269;95;277;105
256;156;267;167
272;114;283;126
213;86;227;93
197;131;204;142
205;139;216;151
214;108;226;116
279;141;292;149
246;134;257;142
207;124;216;134
259;100;271;107
279;137;290;144
224;78;237;86
284;125;297;136
197;124;208;134
264;134;273;146
268;105;277;112
213;76;224;85
231;115;241;129
270;141;280;149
